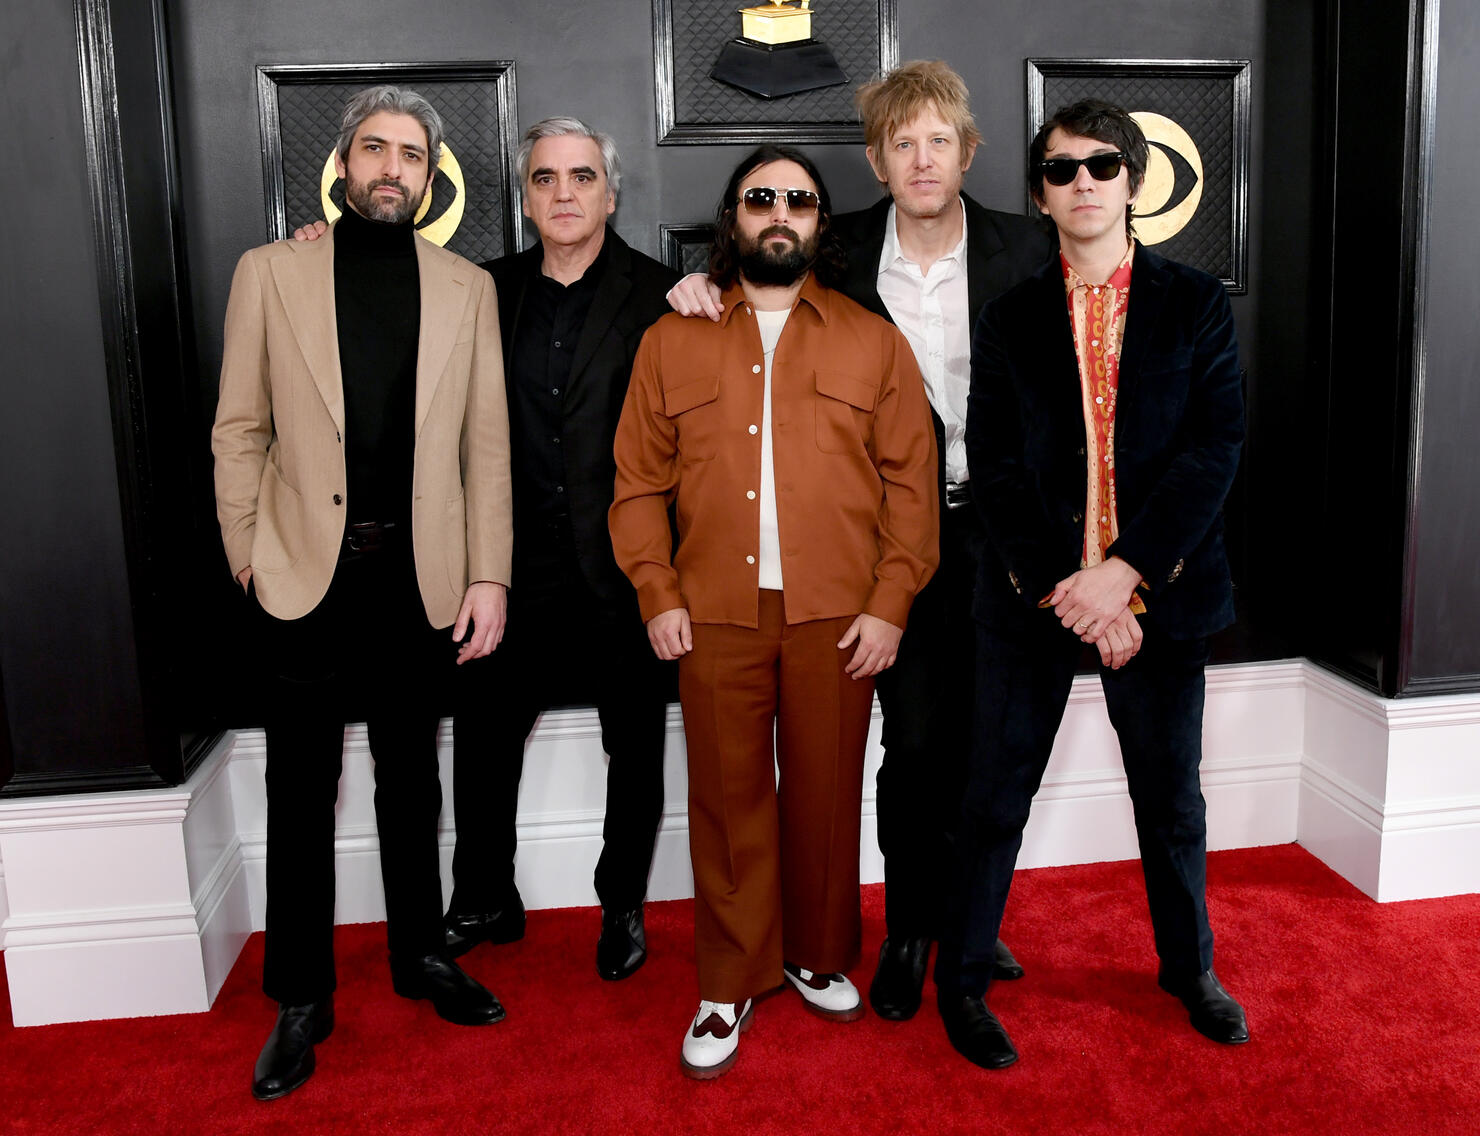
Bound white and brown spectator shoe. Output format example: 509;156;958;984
680;998;754;1079
783;962;865;1021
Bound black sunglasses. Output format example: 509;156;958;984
739;186;821;215
1037;152;1127;186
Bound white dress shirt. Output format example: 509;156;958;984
874;198;971;487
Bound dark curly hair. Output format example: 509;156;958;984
708;145;848;290
1028;99;1148;239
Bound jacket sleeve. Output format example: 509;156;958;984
966;295;1060;604
1105;276;1244;593
462;268;513;587
609;326;685;621
210;249;273;578
864;323;940;627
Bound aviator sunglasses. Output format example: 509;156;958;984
1037;151;1127;186
740;186;821;215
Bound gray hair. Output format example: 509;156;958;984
336;85;445;170
515;116;622;198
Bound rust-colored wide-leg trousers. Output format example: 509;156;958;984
678;591;875;1003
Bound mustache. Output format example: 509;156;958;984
368;177;410;196
758;224;799;242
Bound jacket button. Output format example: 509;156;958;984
746;555;755;565
1071;511;1082;524
752;364;761;374
333;494;342;506
747;490;756;500
748;424;758;435
1077;446;1086;457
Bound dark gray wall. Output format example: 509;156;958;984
1;0;152;786
1407;1;1480;690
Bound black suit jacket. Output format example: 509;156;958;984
966;243;1244;640
482;226;679;602
830;194;1052;506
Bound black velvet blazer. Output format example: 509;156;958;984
966;243;1245;640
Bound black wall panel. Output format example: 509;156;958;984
1406;1;1480;692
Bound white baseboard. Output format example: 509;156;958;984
3;657;1477;1024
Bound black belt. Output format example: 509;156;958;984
342;520;401;555
945;481;972;509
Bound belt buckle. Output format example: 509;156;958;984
346;521;386;553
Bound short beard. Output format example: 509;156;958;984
345;175;421;225
736;225;817;287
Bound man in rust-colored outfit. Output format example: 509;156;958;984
610;146;938;1078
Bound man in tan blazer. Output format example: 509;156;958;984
610;145;938;1078
211;86;512;1102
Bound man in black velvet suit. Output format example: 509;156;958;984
445;117;680;981
667;61;1052;1022
936;99;1248;1070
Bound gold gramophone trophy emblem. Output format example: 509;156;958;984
711;1;848;99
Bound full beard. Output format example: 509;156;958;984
737;225;818;287
345;175;422;225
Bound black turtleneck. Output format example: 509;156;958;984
334;206;420;529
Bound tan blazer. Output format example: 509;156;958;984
211;224;512;627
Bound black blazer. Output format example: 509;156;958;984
482;226;679;602
966;243;1244;640
830;194;1053;507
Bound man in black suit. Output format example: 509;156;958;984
443;117;679;980
667;61;1052;1022
936;99;1248;1070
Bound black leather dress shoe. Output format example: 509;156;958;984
252;998;334;1101
444;895;526;958
596;905;647;981
869;935;931;1020
993;938;1025;981
938;992;1018;1070
390;954;506;1025
1158;967;1250;1045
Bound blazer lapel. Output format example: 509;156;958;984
270;233;344;432
844;198;892;321
414;237;474;436
963;195;1005;322
569;229;632;386
1116;245;1171;411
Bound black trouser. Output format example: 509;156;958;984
254;540;451;1006
449;557;669;916
872;504;983;940
936;609;1215;998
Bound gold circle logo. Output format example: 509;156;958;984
1130;112;1203;245
319;143;467;247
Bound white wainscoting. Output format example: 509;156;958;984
3;659;1478;1025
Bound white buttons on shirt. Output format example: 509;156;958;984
1096;396;1104;404
748;424;758;434
747;490;756;500
746;555;755;565
752;364;761;374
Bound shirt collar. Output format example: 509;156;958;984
1061;239;1136;292
878;197;968;274
719;272;831;328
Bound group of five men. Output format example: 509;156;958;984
212;60;1247;1101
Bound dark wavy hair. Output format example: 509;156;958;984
1028;99;1148;238
708;145;848;290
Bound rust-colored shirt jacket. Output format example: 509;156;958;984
610;275;939;630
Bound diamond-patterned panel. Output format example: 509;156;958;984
666;0;885;128
273;77;512;263
1042;73;1238;280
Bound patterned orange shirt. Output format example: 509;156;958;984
1062;241;1146;613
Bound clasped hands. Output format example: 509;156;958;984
1046;557;1144;669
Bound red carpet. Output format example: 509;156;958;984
3;844;1478;1134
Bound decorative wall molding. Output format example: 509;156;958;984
4;659;1478;1024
